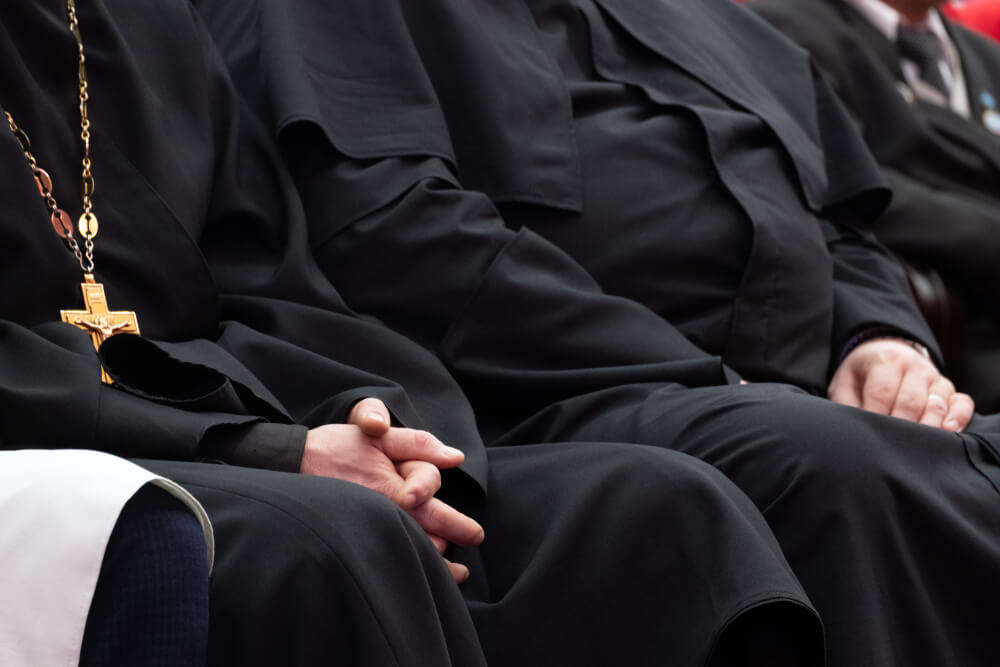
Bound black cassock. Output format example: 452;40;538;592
0;1;825;666
196;0;1000;665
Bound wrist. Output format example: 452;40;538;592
878;337;931;361
839;328;932;366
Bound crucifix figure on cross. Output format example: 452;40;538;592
60;273;140;384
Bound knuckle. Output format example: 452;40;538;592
410;483;433;503
865;385;895;407
916;369;939;384
373;479;400;500
877;345;904;363
411;429;432;451
954;395;975;414
896;388;921;405
416;467;442;496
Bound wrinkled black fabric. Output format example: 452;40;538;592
198;0;936;394
0;0;488;494
1;1;824;664
194;0;1000;664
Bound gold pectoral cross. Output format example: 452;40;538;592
60;274;140;384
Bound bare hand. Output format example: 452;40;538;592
828;339;973;431
346;398;482;581
304;399;484;581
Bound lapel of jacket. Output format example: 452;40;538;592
955;27;989;121
590;0;829;211
928;20;1000;174
827;1;1000;174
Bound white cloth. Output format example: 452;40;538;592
0;450;213;667
845;0;971;116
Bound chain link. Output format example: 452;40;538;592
68;0;96;218
5;0;98;274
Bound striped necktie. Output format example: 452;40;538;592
896;25;950;98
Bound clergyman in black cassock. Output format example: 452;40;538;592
0;1;827;665
195;0;1000;664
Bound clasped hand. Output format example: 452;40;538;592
300;398;484;582
828;338;974;431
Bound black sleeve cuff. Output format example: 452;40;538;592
837;326;936;369
200;422;308;473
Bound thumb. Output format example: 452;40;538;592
348;397;392;436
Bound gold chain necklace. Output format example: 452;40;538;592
5;0;139;384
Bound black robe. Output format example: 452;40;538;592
0;1;823;665
196;0;1000;664
198;0;937;396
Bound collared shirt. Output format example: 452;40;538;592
845;0;970;116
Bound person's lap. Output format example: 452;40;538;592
466;442;821;666
136;459;487;667
141;441;824;667
498;382;1000;665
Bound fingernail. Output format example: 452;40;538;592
364;411;388;425
944;419;959;431
440;444;464;457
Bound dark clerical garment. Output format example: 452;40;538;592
197;0;1000;664
0;1;834;666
